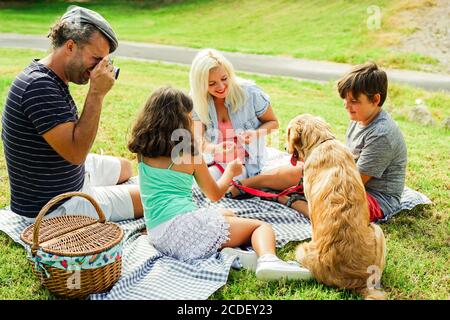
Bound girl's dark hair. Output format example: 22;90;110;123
128;87;198;158
337;62;388;107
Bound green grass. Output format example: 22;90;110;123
0;0;440;71
0;48;449;299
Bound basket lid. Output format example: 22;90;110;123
21;215;124;256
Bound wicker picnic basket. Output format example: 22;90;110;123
20;192;124;299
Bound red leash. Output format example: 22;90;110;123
211;161;304;198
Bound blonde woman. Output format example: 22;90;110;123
190;48;279;181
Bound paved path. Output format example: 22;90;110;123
1;33;449;91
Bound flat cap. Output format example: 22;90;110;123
61;5;118;53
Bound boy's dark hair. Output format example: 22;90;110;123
337;62;388;107
128;87;198;158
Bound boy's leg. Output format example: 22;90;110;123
227;164;303;197
226;164;309;218
277;196;309;218
366;193;384;222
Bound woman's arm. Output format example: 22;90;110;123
239;105;279;144
193;155;242;202
256;105;279;135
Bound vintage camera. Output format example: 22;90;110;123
113;66;120;80
108;57;120;80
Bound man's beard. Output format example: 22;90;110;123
66;55;89;85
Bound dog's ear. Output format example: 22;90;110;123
287;125;300;154
287;120;307;162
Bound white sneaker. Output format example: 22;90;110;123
255;254;312;281
221;246;258;271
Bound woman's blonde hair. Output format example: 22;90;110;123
189;48;249;125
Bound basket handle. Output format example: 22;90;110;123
31;192;106;253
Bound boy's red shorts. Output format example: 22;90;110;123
366;193;384;222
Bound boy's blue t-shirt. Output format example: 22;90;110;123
346;109;407;217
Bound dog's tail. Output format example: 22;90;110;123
358;287;387;300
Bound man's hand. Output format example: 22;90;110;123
42;58;114;165
89;55;115;97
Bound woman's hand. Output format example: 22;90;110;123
213;141;238;163
237;130;258;144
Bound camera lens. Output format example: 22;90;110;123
113;66;120;80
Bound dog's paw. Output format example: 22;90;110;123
295;245;306;262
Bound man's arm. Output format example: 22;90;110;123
42;57;115;165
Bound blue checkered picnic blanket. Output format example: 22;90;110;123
0;148;431;299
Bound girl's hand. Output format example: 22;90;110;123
237;130;258;144
226;158;243;177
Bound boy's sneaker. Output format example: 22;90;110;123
221;246;258;271
255;254;312;281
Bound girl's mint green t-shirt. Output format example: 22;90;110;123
138;161;198;230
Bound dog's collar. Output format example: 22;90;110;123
290;151;299;166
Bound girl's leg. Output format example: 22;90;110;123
219;208;236;217
220;217;276;257
221;216;312;280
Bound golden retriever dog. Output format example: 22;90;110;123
288;114;386;300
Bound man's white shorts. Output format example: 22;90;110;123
24;154;135;223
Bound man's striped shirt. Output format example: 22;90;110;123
1;60;85;218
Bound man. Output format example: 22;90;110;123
1;6;142;221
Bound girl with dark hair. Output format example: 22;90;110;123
128;87;311;280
